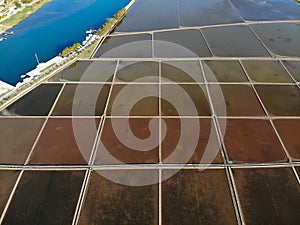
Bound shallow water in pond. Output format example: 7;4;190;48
232;167;300;225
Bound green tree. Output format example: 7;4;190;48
14;1;21;8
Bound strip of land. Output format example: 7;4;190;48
0;0;52;34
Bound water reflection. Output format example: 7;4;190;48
251;23;300;57
231;0;300;21
179;0;243;26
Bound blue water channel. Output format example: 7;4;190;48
0;0;130;85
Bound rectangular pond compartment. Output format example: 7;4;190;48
208;84;265;116
203;60;249;82
273;119;300;161
232;167;300;225
220;118;287;163
255;85;300;116
179;0;243;27
242;60;294;83
161;60;204;83
29;118;100;165
48;60;116;82
161;118;223;164
51;84;111;116
0;118;44;164
116;0;179;32
93;34;153;58
201;25;270;57
116;61;159;83
230;0;300;21
107;84;159;116
0;84;62;116
162;169;237;225
94;118;159;164
282;60;300;82
79;170;158;225
154;29;212;58
2;170;85;225
251;23;300;57
161;84;211;116
0;170;19;215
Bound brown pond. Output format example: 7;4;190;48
162;169;237;225
255;85;300;116
2;170;85;225
0;118;44;164
161;118;223;164
161;84;211;116
107;84;159;116
232;167;300;225
29;118;99;165
95;118;159;164
220;119;287;163
79;170;158;225
273;119;300;161
0;170;19;215
209;84;265;116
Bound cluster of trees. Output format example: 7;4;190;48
21;0;34;3
97;8;126;36
59;43;81;57
14;1;21;8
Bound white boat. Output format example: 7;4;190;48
86;29;96;34
4;31;14;35
0;37;7;42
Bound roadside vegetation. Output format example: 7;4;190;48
59;43;81;57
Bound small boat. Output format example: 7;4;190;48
86;29;96;34
4;31;14;35
20;74;29;79
0;37;7;42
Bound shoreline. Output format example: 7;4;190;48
0;0;53;34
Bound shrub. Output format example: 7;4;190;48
59;43;81;57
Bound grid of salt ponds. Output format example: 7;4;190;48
0;0;300;223
0;57;299;224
